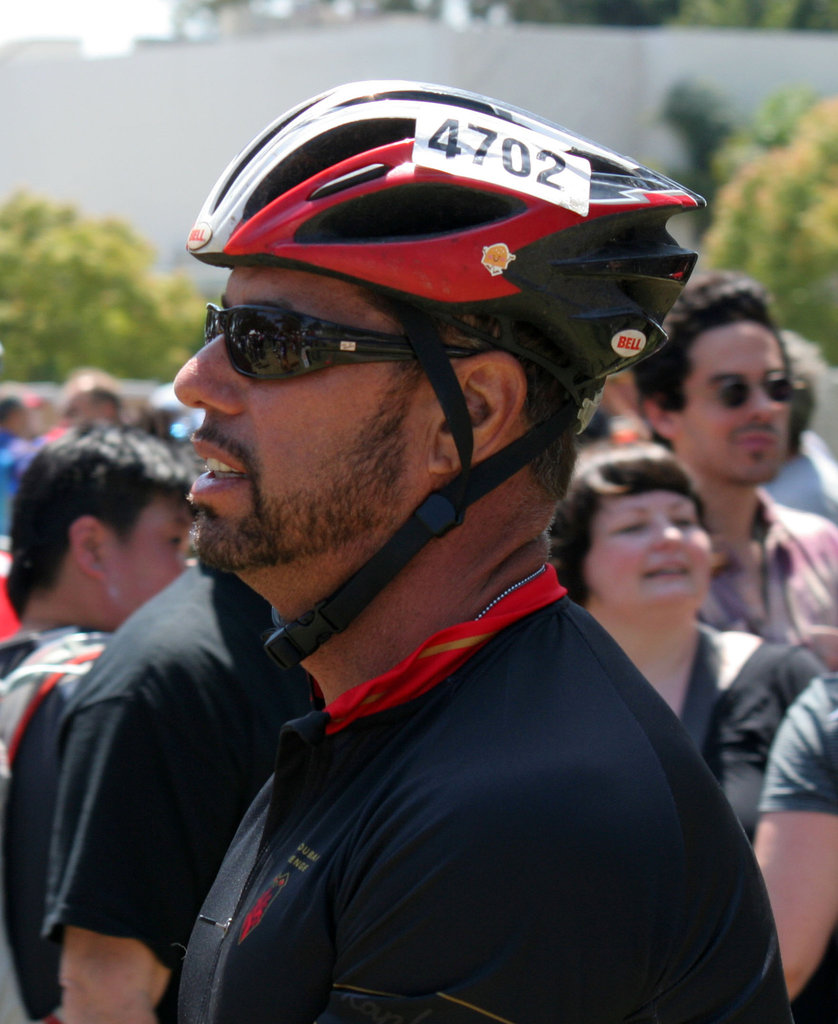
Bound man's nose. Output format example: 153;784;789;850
174;335;244;416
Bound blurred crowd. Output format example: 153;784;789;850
0;368;202;538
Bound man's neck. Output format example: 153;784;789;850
18;611;77;635
695;477;762;549
258;485;554;706
308;539;549;704
19;590;93;635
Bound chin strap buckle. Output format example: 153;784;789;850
262;494;462;670
415;493;461;537
262;602;343;670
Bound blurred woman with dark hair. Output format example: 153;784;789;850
551;441;822;841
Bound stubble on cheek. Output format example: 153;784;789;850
191;371;415;575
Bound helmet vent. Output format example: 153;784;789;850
337;86;500;121
297;184;525;242
310;164;390;201
211;99;321;215
243;119;413;222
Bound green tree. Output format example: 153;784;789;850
503;0;673;24
703;96;838;363
0;192;206;383
172;0;679;25
675;0;838;27
712;83;818;183
171;0;838;25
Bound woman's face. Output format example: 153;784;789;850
583;489;712;616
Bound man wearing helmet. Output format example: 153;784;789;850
174;82;791;1023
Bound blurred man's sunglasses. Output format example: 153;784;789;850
712;372;794;409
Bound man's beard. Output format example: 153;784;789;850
191;374;413;574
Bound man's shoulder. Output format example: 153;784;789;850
762;489;838;533
761;490;838;551
2;628;108;691
0;627;108;759
59;566;307;734
783;674;838;734
760;674;838;816
467;595;649;690
65;565;275;707
442;598;708;801
0;632;39;679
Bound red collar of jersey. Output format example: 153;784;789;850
320;564;565;734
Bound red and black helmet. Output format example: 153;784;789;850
187;79;703;418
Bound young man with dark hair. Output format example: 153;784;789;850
0;424;194;1023
169;82;790;1022
635;269;838;669
5;424;194;637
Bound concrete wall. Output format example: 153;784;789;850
3;19;838;293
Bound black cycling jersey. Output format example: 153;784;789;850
180;596;791;1024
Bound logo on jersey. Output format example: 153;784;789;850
238;872;289;944
481;243;517;277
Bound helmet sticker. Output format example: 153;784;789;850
481;243;517;277
187;222;213;252
413;105;591;216
611;329;647;357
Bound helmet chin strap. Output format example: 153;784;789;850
262;305;577;671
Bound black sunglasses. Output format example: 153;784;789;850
712;372;794;409
205;303;476;380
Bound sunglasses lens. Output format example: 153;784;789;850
204;306;221;346
714;375;794;408
202;303;419;381
205;306;310;378
717;380;749;408
766;376;793;403
236;309;300;377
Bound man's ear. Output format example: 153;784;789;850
641;396;681;444
428;350;529;477
67;515;111;582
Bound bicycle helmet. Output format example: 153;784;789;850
186;80;705;667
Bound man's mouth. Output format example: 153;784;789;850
206;458;247;478
734;428;778;445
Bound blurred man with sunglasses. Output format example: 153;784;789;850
636;269;838;669
168;82;791;1024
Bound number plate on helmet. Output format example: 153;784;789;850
413;106;591;216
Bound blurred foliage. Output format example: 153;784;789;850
0;192;206;383
170;0;838;25
674;0;838;28
713;83;819;181
660;79;741;232
500;0;671;24
703;96;838;363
